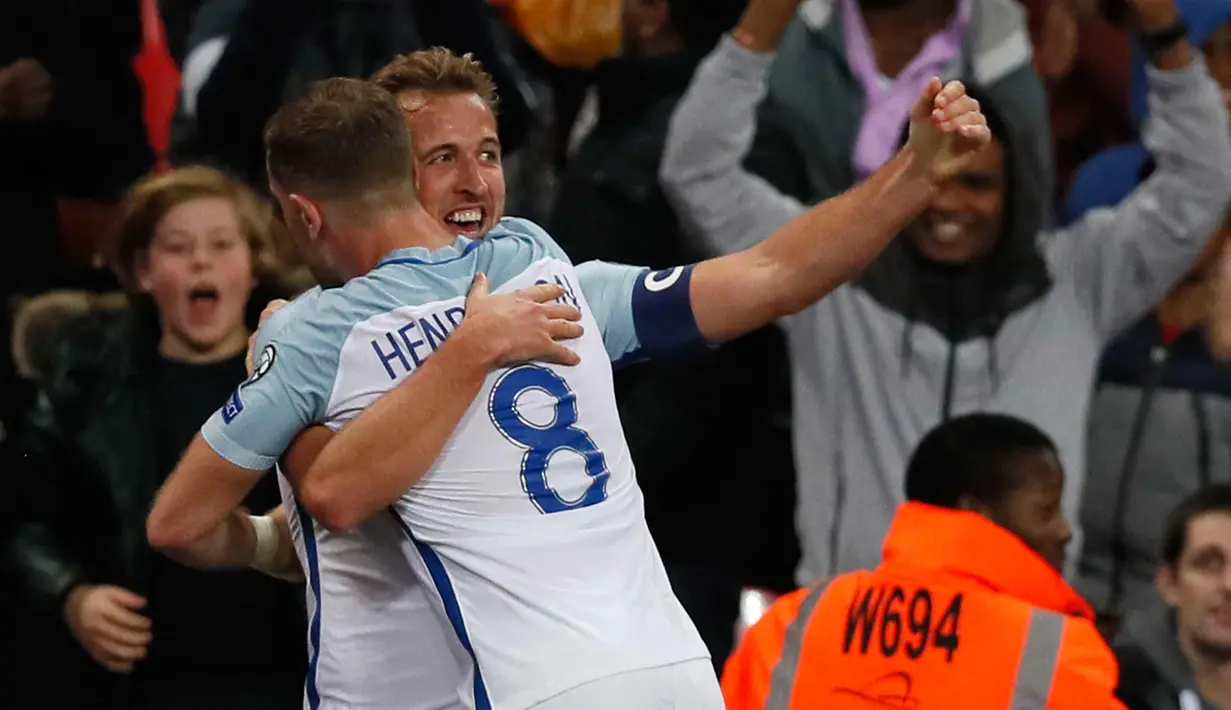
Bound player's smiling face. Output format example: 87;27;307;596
398;90;505;238
137;196;256;360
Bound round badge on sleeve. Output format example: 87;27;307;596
644;266;684;293
247;344;276;385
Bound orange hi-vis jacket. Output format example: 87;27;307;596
722;503;1125;710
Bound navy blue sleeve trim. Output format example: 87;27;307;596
630;264;706;360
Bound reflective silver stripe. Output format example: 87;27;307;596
1008;609;1066;709
764;582;829;710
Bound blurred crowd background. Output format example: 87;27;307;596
0;0;1229;708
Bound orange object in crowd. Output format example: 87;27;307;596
490;0;621;69
132;0;180;171
721;503;1126;710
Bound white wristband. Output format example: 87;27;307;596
249;514;281;572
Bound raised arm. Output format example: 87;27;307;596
1051;0;1231;340
659;3;990;342
671;78;984;343
660;2;807;256
571;82;986;364
288;278;583;532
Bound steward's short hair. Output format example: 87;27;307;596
905;413;1057;508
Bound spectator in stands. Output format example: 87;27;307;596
1115;485;1231;710
1065;0;1231;629
722;414;1122;710
661;0;1231;583
546;0;791;668
4;167;305;710
172;0;534;187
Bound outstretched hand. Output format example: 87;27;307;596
905;78;992;182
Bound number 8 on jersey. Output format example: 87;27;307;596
488;364;612;514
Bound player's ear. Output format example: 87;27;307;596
289;194;323;241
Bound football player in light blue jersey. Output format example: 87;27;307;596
148;71;990;709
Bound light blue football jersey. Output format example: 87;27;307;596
201;218;709;709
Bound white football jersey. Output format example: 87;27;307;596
201;218;710;709
275;470;468;709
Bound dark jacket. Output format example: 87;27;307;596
9;308;161;610
548;52;798;585
1115;592;1220;710
4;292;304;708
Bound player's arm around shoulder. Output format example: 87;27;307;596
278;424;336;520
291;276;584;532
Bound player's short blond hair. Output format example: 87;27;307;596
370;47;499;112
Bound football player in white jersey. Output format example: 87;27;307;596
147;70;989;709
